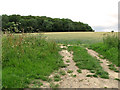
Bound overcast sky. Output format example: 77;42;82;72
0;0;119;32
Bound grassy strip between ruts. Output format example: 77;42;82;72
2;34;64;88
68;46;109;79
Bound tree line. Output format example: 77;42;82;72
2;14;94;33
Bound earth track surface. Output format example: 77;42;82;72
29;45;119;88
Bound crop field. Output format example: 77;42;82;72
43;32;106;44
29;32;117;45
1;32;119;88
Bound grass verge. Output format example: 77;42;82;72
2;33;63;88
89;33;119;68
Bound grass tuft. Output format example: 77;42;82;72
59;70;66;76
77;69;82;73
54;75;61;82
67;70;73;73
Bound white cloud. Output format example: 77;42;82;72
0;0;119;32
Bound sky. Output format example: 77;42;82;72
0;0;119;32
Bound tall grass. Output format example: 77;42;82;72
2;33;63;88
103;32;118;48
90;32;119;66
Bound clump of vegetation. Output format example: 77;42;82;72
95;70;109;79
98;61;103;63
66;60;70;63
77;69;82;73
90;70;95;73
71;74;76;77
32;81;43;87
2;33;63;88
68;46;109;79
99;55;105;59
67;64;69;66
47;78;52;82
54;75;61;82
59;70;66;76
108;64;119;72
67;70;73;73
59;63;68;68
86;74;98;78
114;78;120;81
86;75;93;77
92;74;98;78
50;83;59;88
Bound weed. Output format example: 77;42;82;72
86;75;93;77
54;78;61;82
59;70;66;76
92;74;98;78
67;64;69;66
99;74;109;79
67;70;73;73
96;70;109;79
79;79;84;82
77;69;82;73
115;78;120;81
31;81;43;88
47;78;52;82
40;82;43;86
32;81;39;84
108;64;119;72
90;70;95;73
100;56;105;59
59;63;68;68
71;74;76;77
66;60;70;63
54;74;60;78
54;75;61;82
50;83;59;88
62;47;67;50
99;61;103;63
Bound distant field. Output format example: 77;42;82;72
11;32;117;44
43;32;115;44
